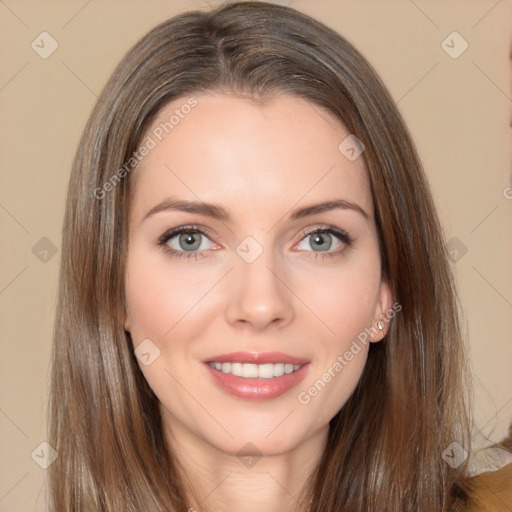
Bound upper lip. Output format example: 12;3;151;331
203;351;310;365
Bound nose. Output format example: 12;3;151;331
224;252;295;332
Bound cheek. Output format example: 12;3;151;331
289;250;381;417
291;252;382;345
124;244;220;344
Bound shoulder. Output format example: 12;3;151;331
463;445;512;512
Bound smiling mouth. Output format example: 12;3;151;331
208;361;303;379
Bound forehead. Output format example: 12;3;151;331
130;93;372;225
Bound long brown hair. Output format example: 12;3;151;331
48;2;472;510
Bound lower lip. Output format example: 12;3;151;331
204;363;310;401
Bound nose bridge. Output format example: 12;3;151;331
225;240;294;330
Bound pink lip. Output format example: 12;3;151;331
203;352;311;401
203;351;310;365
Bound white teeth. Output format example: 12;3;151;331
273;363;285;377
258;364;274;379
231;362;242;376
242;363;259;378
208;362;303;378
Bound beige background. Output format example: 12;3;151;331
1;0;511;510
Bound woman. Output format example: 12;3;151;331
48;2;474;510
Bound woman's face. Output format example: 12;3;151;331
124;93;391;458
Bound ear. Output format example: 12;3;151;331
123;310;131;332
369;276;393;343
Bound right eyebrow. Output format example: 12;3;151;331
142;197;231;223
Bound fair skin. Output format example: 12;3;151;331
124;93;392;512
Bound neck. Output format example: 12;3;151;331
164;421;327;512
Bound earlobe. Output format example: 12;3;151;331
370;319;386;342
369;278;393;342
124;313;131;332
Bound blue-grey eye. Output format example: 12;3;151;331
167;231;214;252
297;231;343;252
179;233;201;251
310;233;332;251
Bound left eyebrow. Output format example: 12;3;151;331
289;199;370;221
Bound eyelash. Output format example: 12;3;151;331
156;224;354;261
